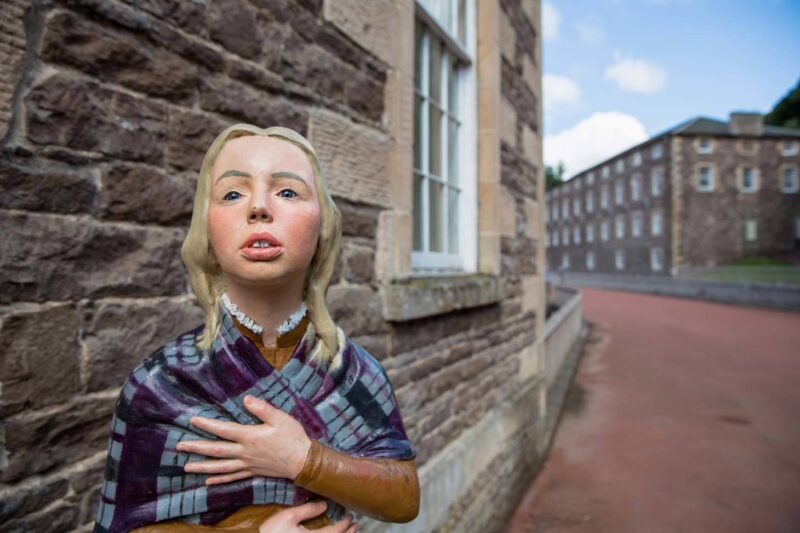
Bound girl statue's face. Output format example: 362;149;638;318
207;135;322;291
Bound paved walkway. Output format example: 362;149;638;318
508;288;800;533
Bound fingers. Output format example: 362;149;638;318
186;416;248;441
291;500;329;522
244;394;282;424
176;439;241;458
184;458;247;474
320;513;358;533
205;469;253;486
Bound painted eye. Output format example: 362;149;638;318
279;189;298;199
223;191;241;201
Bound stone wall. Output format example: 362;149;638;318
0;1;545;532
676;134;800;267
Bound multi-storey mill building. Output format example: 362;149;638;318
545;112;800;276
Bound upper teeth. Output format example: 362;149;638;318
252;241;272;248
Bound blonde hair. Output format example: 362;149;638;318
181;124;343;369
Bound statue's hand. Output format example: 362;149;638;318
176;395;312;485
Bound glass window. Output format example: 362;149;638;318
697;137;713;154
651;168;663;196
615;214;625;239
650;248;663;271
587;171;595;185
697;165;714;191
781;140;799;156
586;191;594;213
782;166;799;193
632;211;643;237
632;152;642;167
651;209;662;236
615;181;624;205
586;251;596;270
602;165;610;179
615;159;625;173
651;143;663;159
744;219;758;242
573;225;581;244
573;197;582;216
615;249;625;270
562;252;570;270
631;175;641;201
601;220;610;241
562;226;569;245
601;185;609;209
586;223;595;243
741;167;757;192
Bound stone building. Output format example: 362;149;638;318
0;1;546;532
545;113;800;276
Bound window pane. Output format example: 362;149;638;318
429;37;442;104
429;179;444;251
429;104;442;177
448;117;458;184
458;0;466;43
448;185;459;253
414;94;423;171
414;21;423;91
448;57;458;115
413;173;424;251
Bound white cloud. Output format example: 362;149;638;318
544;112;648;178
575;21;604;44
542;1;560;42
543;74;582;113
603;52;667;94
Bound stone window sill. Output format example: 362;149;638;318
380;273;505;322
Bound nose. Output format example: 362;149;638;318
249;203;271;222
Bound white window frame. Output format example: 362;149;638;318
651;209;662;236
651;143;663;159
739;166;758;193
782;165;799;193
615;214;625;239
781;140;799;156
650;248;663;271
651;167;663;197
697;164;714;192
696;137;713;155
614;249;625;270
744;219;758;242
631;175;641;201
632;211;643;237
412;0;477;274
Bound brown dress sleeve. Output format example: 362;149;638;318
294;439;420;523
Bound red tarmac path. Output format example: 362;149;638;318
508;288;800;533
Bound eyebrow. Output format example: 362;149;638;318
214;169;309;187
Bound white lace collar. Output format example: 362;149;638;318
220;292;308;336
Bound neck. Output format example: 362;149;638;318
223;282;306;348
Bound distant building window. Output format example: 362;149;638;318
586;223;595;243
740;166;758;193
697;165;714;192
553;202;560;220
650;248;663;271
586;251;596;270
586;191;594;213
632;152;642;167
615;214;625;239
651;168;663;196
573;225;581;244
562;252;570;270
553;187;559;198
615;249;625;270
562;198;569;219
601;185;609;209
651;143;663;159
737;139;757;155
782;166;799;193
602;165;610;179
553;229;560;246
564;182;570;192
631;175;641;201
696;137;713;154
651;209;663;236
744;219;758;242
781;140;799;156
574;178;582;190
587;171;595;185
632;211;643;237
562;226;569;245
615;181;624;205
601;220;610;241
615;159;625;173
544;230;549;247
573;197;582;216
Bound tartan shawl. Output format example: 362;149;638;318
93;301;416;532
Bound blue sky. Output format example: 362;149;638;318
542;0;800;178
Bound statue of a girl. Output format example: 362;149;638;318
93;125;420;532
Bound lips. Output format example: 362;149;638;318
242;231;282;249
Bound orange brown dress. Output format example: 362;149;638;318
130;314;419;532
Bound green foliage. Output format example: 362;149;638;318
732;256;792;266
765;78;800;129
545;162;565;190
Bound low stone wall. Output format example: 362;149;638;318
562;273;800;312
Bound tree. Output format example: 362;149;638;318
545;162;565;190
765;78;800;129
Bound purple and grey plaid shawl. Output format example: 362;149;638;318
93;301;416;532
